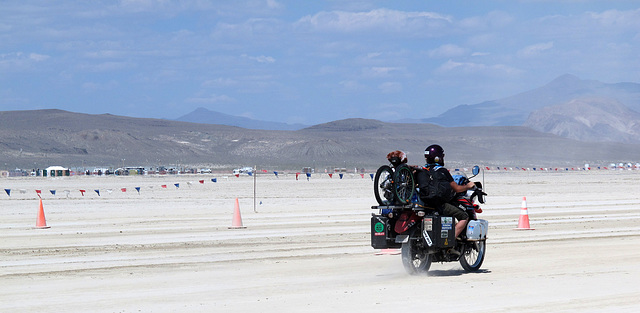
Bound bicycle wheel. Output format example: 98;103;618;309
373;165;395;205
393;164;415;204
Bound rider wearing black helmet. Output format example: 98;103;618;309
424;144;476;242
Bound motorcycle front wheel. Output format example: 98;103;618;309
401;237;432;275
459;240;486;272
373;165;395;205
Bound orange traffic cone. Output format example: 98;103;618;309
515;196;534;230
35;198;50;229
229;198;246;229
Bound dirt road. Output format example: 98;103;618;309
2;171;639;312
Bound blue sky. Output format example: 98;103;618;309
1;1;639;125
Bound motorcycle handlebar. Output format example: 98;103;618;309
471;181;486;204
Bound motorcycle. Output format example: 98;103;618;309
371;163;488;275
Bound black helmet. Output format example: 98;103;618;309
424;144;445;165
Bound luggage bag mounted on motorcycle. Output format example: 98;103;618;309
370;212;456;249
466;219;489;241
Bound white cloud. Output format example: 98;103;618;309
362;66;405;78
77;61;133;72
243;54;276;64
517;42;554;58
295;8;452;35
0;52;50;71
29;53;50;61
117;0;180;13
211;18;286;42
459;11;513;30
428;44;467;58
202;78;238;88
436;59;522;76
588;8;640;29
265;0;282;10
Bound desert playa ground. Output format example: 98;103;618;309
2;170;640;312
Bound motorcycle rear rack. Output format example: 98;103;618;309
371;203;437;212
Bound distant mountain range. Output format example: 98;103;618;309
523;97;640;143
3;74;640;170
178;74;640;143
176;107;307;130
422;74;640;128
1;109;640;170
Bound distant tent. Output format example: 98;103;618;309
44;166;70;177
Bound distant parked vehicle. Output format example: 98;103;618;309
233;167;253;175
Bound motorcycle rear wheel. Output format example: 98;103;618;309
401;238;432;275
459;240;486;272
393;164;415;204
373;165;395;205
